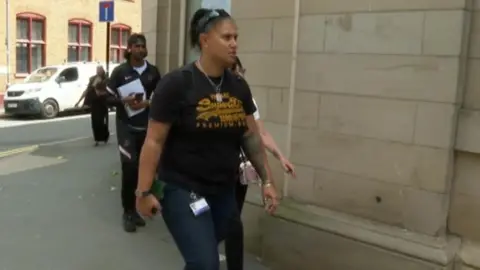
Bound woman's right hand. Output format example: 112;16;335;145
136;194;161;218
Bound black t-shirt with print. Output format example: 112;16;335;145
150;63;256;195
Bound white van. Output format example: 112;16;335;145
3;62;119;119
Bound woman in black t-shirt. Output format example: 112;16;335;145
135;8;279;270
75;65;110;146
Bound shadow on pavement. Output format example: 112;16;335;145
0;137;269;270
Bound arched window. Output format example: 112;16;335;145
16;12;46;75
68;19;93;62
110;24;131;63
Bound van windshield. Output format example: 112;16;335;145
24;67;58;83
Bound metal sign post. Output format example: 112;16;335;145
99;0;115;76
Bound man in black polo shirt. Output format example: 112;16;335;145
106;33;161;233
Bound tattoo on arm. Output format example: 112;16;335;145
242;131;269;183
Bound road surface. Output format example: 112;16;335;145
0;114;268;270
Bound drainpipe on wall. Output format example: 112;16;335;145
5;0;10;87
283;0;300;198
165;0;172;71
177;0;186;66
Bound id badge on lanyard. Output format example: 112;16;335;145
189;192;210;216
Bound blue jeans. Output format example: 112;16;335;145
161;182;242;270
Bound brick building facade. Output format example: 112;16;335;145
143;1;480;269
0;0;142;92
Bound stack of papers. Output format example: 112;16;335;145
117;79;146;117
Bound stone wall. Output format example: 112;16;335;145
233;1;470;269
451;2;480;268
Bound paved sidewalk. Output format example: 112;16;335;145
0;137;268;270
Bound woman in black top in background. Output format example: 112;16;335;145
75;65;110;146
135;8;279;270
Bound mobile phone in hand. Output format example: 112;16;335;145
134;93;144;101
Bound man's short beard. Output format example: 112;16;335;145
133;53;145;60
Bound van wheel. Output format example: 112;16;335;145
41;99;59;119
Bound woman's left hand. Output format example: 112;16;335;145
262;184;279;215
280;157;296;178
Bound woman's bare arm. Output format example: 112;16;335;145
76;81;92;105
137;120;171;192
256;119;284;160
256;119;296;176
